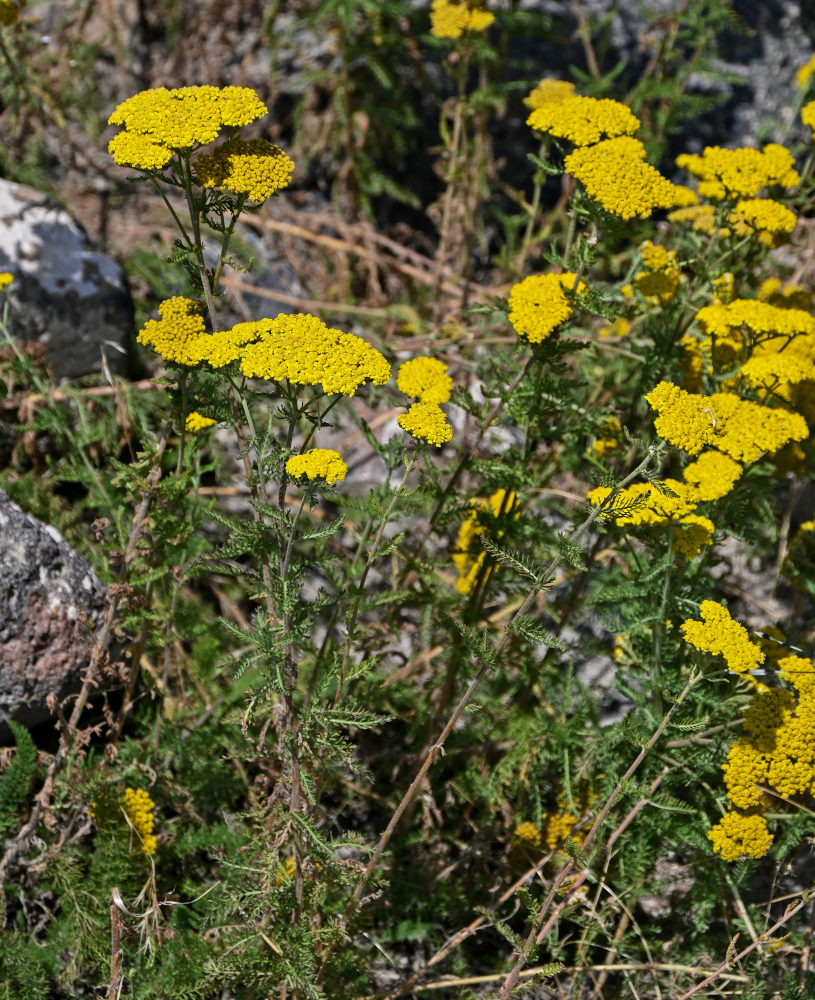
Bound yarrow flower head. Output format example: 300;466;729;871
728;198;797;238
708;811;773;862
565;137;680;220
397;357;453;404
185;411;216;432
524;78;576;110
286;449;347;485
397;401;453;447
508;272;587;343
107;86;271;170
0;0;24;26
193;139;295;203
803;101;815;139
797;54;815;90
430;0;493;40
630;240;681;304
0;273;13;290
137;297;207;366
90;786;157;856
526;94;640;147
680;600;764;676
453;489;517;594
676;144;799;200
239;314;391;396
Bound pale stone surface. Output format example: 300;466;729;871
0;179;133;380
0;490;110;738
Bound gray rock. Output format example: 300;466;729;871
0;491;111;739
0;179;133;380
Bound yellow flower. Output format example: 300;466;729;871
122;787;158;855
397;401;452;446
524;78;576;110
137;297;208;366
757;278;813;311
397;357;453;404
193;139;295;203
695;298;815;340
668;203;719;235
429;0;493;40
107;86;269;171
526;95;640;147
508;272;587;343
185;411;216;432
708;811;773;861
453;489;516;594
565;137;680;220
598;317;630;339
722;738;772;809
513;821;543;848
239;314;391;396
676;144;799;199
0;0;24;26
796;54;815;90
728;197;796;236
632;241;682;304
681;600;764;675
682;451;742;502
803;100;815;139
0;272;13;289
286;448;347;485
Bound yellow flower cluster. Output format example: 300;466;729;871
741;342;815;390
668;203;718;235
630;240;681;304
397;401;453;446
680;600;764;675
681;451;743;501
676;144;799;200
796;54;815;90
527;95;640;147
285;448;348;485
239;314;391;396
645;381;808;462
708;812;773;863
591;414;622;457
757;277;813;311
429;0;493;40
90;786;157;856
508;272;586;343
193;139;295;203
123;787;158;855
397;357;453;404
0;0;24;26
453;488;516;594
587;481;713;559
729;198;796;236
184;324;261;368
565;137;680;220
137;297;207;366
513;820;543;849
802;101;815;139
524;78;576;110
0;272;13;290
185;411;216;432
108;86;270;171
707;647;815;861
695;298;815;341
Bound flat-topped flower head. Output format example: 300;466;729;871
644;382;717;455
107;86;269;170
524;78;576;110
708;811;773;861
185;411;216;432
681;600;764;675
758;278;813;312
397;401;452;446
239;313;391;396
0;0;25;26
728;198;797;237
508;272;587;343
741;343;815;389
695;299;815;341
797;54;815;90
565;137;680;219
137;297;208;366
527;95;640;147
430;0;493;39
397;357;453;404
682;451;743;501
676;144;799;200
0;273;13;290
286;449;347;485
668;203;719;235
632;240;681;304
193;139;294;202
803;101;815;139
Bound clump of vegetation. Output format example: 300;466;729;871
1;4;815;999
